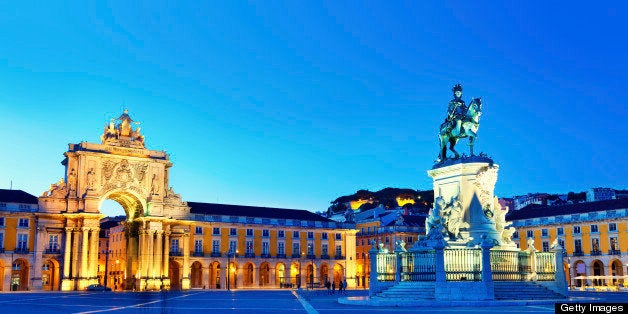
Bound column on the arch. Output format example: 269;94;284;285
71;228;80;278
90;228;99;278
138;227;145;281
145;229;154;279
154;230;163;279
63;227;72;278
163;231;170;280
182;232;190;289
80;227;89;278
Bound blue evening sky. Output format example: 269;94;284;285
1;2;626;216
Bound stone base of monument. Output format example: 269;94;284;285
359;157;570;307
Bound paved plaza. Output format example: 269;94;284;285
0;289;624;314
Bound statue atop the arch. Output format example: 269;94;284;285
100;109;145;148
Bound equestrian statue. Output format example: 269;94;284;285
437;84;482;162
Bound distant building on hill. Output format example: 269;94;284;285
587;188;616;202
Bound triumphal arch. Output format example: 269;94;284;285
38;110;191;291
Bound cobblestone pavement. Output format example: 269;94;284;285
0;289;623;314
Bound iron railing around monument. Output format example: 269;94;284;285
376;253;396;281
400;250;436;281
444;248;481;281
491;250;525;281
535;252;556;281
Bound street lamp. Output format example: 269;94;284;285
307;244;314;290
226;250;238;291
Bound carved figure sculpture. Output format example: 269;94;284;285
150;174;159;195
437;84;483;161
493;197;516;246
86;168;96;190
441;196;468;240
425;196;446;239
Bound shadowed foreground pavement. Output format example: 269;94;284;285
0;289;623;314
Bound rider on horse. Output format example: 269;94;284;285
444;84;467;135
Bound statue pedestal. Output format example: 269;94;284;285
427;157;500;247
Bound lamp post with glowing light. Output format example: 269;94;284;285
226;250;238;291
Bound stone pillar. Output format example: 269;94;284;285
552;243;568;295
394;242;403;283
63;227;72;278
434;241;446;283
154;230;163;281
481;238;495;300
181;233;190;290
71;228;80;279
163;231;170;283
146;230;154;278
61;227;73;291
368;242;378;297
90;228;100;280
80;227;89;278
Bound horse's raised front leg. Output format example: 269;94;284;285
449;138;459;159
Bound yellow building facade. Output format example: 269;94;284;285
508;199;628;290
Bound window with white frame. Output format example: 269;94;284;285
0;232;4;248
213;227;220;235
307;232;314;239
212;240;220;253
171;239;179;253
246;229;253;237
590;224;599;233
293;231;300;238
17;234;28;250
195;226;203;234
230;228;237;236
18;218;29;228
542;241;549;252
0;217;4;226
278;242;285;255
573;226;581;234
246;241;253;254
262;242;269;255
335;244;342;257
278;230;285;238
541;229;548;237
591;238;600;252
321;232;328;240
526;230;533;238
574;239;582;253
557;227;564;236
229;240;237;253
610;237;619;251
194;240;203;253
307;243;314;255
609;223;617;232
48;235;59;250
292;243;300;255
335;233;341;240
558;238;565;248
262;229;269;237
322;244;328;256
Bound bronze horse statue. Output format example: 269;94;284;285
438;98;482;161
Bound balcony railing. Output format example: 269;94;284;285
306;254;316;259
334;255;344;260
170;250;183;256
573;251;584;256
320;254;330;260
44;248;61;254
192;252;205;257
210;252;222;257
291;253;301;258
14;247;29;254
609;250;621;255
245;253;255;258
261;253;271;258
590;250;602;256
276;254;286;258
